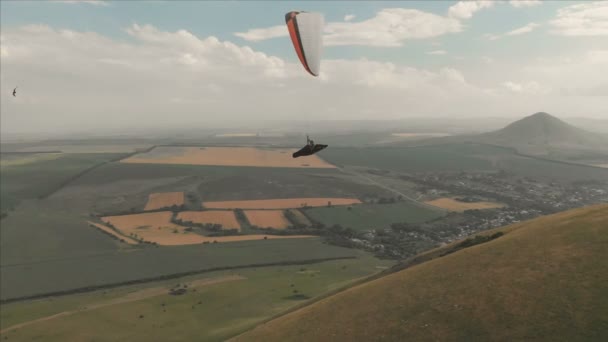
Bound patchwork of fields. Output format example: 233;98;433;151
102;212;206;245
203;197;361;209
121;146;336;168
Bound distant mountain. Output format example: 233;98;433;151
478;112;607;152
234;204;608;342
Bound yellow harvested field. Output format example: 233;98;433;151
120;146;335;168
425;198;505;212
101;211;312;245
144;192;185;211
177;211;241;230
87;221;139;245
101;212;207;246
245;210;290;229
203;198;362;209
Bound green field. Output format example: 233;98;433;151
1;253;393;341
237;205;608;342
305;202;444;231
53;162;393;214
322;144;608;182
0;153;125;212
321;144;500;172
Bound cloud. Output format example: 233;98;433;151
427;50;447;55
235;8;462;47
447;0;495;20
485;22;540;40
509;0;542;8
506;22;540;36
551;2;608;36
344;14;356;22
2;24;606;136
51;0;109;6
233;25;286;42
502;81;549;94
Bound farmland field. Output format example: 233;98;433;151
0;253;393;341
245;210;290;229
88;222;140;245
54;163;391;214
144;192;185;211
0;153;125;212
1;236;358;301
306;202;444;231
425;198;505;212
321;144;608;182
177;211;241;230
101;212;210;245
121;146;336;168
287;209;311;227
203;197;361;209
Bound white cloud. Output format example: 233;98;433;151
502;81;549;94
51;0;109;6
506;22;540;36
236;2;506;47
233;25;286;42
551;2;608;36
235;8;462;47
448;0;495;20
2;24;606;136
509;0;542;8
427;50;447;55
485;22;540;40
324;9;462;47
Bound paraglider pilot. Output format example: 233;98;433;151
293;135;328;158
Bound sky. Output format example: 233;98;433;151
1;0;607;135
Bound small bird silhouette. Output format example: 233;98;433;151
13;87;17;97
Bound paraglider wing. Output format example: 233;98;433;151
285;11;323;77
292;143;328;158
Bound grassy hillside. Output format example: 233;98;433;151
235;204;608;342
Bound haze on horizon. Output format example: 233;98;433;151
1;0;607;137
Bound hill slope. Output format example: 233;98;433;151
234;204;608;342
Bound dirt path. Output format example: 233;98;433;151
0;275;245;334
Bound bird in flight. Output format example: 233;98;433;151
13;87;17;97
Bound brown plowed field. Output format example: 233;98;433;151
176;211;241;230
203;198;362;209
144;192;184;211
244;210;290;229
121;146;335;168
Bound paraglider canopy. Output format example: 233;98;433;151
285;11;324;77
